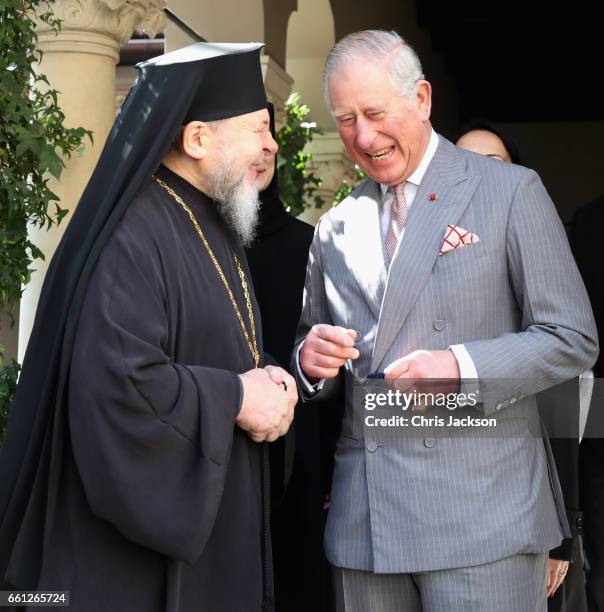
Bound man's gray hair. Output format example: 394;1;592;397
323;30;424;109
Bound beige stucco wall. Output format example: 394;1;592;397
285;0;335;130
263;0;297;68
165;0;265;51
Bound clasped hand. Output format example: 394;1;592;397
237;366;297;443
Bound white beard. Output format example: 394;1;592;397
206;153;260;248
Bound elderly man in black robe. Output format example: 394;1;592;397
0;42;297;611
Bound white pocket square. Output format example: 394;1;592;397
439;224;480;255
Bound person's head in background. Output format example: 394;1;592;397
255;103;277;193
455;119;522;165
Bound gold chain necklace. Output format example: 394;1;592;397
152;175;259;367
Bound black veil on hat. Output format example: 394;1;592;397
255;103;291;237
0;41;267;589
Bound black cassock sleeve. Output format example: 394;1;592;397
68;215;243;565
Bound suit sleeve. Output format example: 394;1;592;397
463;169;599;414
68;221;242;564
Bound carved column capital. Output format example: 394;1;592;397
36;0;166;62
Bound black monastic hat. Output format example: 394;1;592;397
141;41;267;122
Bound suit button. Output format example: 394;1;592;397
576;515;584;532
423;438;435;448
433;319;446;331
366;441;378;452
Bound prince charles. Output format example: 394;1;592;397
294;30;598;611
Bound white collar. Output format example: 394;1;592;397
379;128;439;197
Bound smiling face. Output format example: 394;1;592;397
327;58;433;186
254;150;276;192
204;108;278;187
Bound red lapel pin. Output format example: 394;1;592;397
428;193;438;201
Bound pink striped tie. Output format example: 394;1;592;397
385;183;407;261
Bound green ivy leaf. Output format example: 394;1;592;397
0;0;92;318
55;203;69;225
276;92;325;216
15;138;30;158
47;150;64;179
29;243;45;261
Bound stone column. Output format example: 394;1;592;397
17;0;165;361
261;55;294;131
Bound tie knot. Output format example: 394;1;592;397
392;183;405;208
385;182;408;262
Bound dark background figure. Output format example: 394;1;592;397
538;381;589;612
454;118;523;165
570;195;604;612
455;120;588;612
246;104;340;612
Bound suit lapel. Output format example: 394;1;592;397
371;138;481;370
344;180;388;321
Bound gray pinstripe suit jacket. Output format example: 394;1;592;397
293;135;599;573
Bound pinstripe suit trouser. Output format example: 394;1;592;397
333;553;548;612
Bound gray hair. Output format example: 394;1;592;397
323;30;424;109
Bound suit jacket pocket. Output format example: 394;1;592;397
434;242;486;271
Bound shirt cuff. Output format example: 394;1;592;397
449;344;479;398
579;369;594;441
296;342;325;395
449;344;478;379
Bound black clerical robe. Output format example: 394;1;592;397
35;166;270;611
